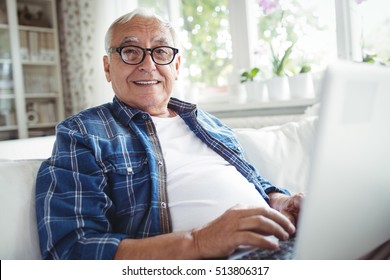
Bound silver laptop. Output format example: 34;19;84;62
231;60;390;260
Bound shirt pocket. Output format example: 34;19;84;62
101;153;150;215
101;152;148;175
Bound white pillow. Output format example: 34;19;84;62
0;159;43;259
234;116;318;194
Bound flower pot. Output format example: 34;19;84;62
244;81;266;102
289;72;315;99
267;76;290;101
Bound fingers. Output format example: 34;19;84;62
192;205;297;259
235;231;280;251
234;206;296;236
239;213;290;241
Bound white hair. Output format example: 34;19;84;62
104;8;179;53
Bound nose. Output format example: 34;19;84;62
138;51;156;73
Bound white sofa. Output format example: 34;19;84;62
0;114;317;260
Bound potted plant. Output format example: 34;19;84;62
240;67;266;101
240;67;260;83
257;0;322;101
266;43;293;101
288;63;315;99
362;52;390;66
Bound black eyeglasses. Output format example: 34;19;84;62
108;45;179;65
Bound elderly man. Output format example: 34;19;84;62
35;8;302;260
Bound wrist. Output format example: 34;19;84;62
268;192;287;211
189;229;206;259
114;232;204;260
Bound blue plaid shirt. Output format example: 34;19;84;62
35;97;289;259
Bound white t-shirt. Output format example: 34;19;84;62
151;115;269;231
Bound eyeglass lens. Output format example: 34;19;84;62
121;46;176;65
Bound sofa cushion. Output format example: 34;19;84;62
0;136;55;160
234;116;318;194
0;159;43;259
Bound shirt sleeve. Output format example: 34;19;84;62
241;151;291;200
35;122;129;259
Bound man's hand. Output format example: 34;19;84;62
115;205;296;260
268;192;304;226
191;205;296;259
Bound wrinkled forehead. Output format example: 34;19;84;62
117;35;172;47
111;16;174;47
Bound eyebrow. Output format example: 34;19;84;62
119;36;139;46
152;35;171;45
118;36;171;47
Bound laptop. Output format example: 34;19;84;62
230;60;390;260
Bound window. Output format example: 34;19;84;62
174;0;339;103
138;0;170;19
175;0;232;103
356;0;390;65
113;0;389;105
179;1;231;89
253;0;337;77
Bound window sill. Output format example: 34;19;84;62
199;98;319;118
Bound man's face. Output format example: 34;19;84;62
103;16;180;116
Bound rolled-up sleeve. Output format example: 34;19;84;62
35;123;129;260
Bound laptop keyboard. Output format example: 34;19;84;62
236;237;296;260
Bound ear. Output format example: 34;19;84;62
103;55;111;82
174;55;181;80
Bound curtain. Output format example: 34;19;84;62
57;0;96;116
57;0;140;116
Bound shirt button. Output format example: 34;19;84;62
126;167;133;173
161;202;167;208
142;114;148;120
157;160;163;166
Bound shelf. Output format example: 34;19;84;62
0;59;12;63
22;61;57;66
28;122;57;129
0;94;15;99
19;25;54;33
0;0;64;140
25;93;59;98
0;125;18;132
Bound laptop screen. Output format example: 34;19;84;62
295;60;390;259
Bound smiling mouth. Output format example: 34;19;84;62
134;80;159;85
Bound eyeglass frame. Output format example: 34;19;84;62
107;45;179;66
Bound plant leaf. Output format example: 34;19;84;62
300;64;311;73
276;43;293;76
250;67;260;78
